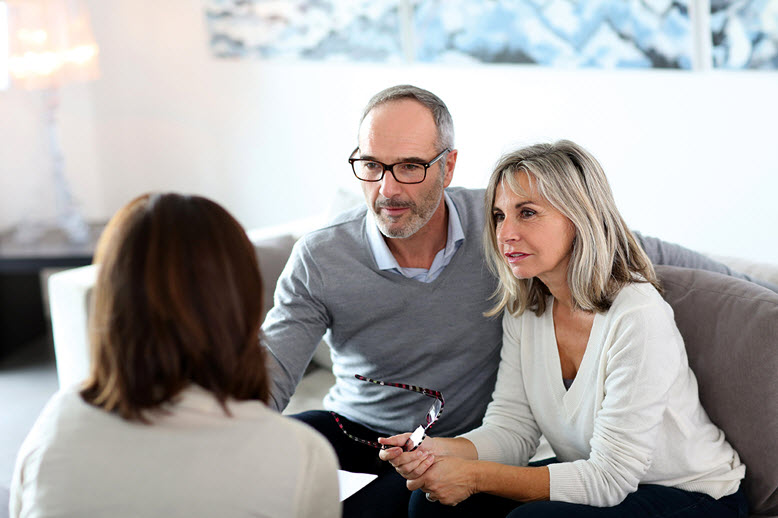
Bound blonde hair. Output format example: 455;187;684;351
483;140;659;317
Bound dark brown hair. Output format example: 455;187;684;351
81;193;269;421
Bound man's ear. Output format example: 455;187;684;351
442;149;458;188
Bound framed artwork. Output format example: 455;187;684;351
204;0;777;70
204;0;405;61
412;0;693;68
712;0;778;68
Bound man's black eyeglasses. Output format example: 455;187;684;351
348;147;450;185
331;374;445;452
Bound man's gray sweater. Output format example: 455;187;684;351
264;187;501;437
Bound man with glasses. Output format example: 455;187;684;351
261;85;771;518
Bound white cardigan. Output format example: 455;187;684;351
462;282;745;507
11;385;340;518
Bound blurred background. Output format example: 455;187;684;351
0;0;777;263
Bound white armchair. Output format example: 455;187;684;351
48;264;97;389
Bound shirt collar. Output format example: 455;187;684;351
366;191;465;272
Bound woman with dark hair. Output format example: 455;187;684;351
380;141;747;518
11;193;340;518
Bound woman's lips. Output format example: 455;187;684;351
504;252;530;264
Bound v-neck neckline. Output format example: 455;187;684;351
547;299;600;414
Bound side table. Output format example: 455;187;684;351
0;225;103;359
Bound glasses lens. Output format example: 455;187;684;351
352;160;425;183
353;160;383;181
393;163;425;183
425;399;442;426
405;425;426;451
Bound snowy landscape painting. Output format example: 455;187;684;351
203;0;777;69
412;0;693;68
204;0;406;61
712;0;778;68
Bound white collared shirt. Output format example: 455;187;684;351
366;192;465;283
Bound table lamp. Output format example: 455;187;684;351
5;0;99;244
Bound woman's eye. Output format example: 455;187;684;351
493;212;504;223
520;209;536;218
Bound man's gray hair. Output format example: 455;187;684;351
359;84;455;151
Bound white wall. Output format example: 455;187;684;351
1;0;777;263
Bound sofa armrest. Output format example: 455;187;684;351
48;264;97;388
708;254;778;288
246;215;324;243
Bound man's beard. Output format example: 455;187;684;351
373;176;444;239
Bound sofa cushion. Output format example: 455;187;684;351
252;233;297;319
656;265;778;517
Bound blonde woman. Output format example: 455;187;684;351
380;141;747;518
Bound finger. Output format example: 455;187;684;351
394;450;431;477
378;433;412;449
379;448;413;467
407;454;434;479
378;447;404;462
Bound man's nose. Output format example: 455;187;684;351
379;168;403;198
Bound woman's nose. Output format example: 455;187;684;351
497;220;518;244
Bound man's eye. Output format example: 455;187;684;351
364;161;382;171
399;163;423;172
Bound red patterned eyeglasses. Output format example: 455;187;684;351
331;374;445;452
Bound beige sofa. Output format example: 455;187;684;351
47;218;778;517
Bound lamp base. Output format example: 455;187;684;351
11;87;93;247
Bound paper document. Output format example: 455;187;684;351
338;470;378;501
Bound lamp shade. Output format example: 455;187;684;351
6;0;99;90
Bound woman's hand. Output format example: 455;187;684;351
378;434;437;480
380;435;482;505
408;456;478;506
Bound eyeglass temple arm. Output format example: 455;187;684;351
354;374;445;406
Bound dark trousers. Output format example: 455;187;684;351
292;411;749;518
292;410;411;518
409;481;749;518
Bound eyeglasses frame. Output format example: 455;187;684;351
331;374;445;452
348;147;451;184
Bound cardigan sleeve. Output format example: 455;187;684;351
460;313;542;465
548;296;683;506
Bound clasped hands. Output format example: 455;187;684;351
378;433;477;506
